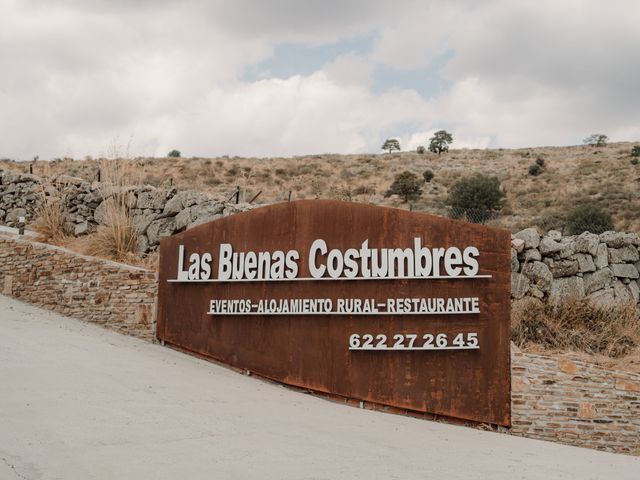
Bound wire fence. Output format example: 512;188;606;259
412;205;619;236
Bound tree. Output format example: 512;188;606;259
446;174;504;224
583;134;608;147
381;138;401;154
384;171;422;202
416;145;426;154
167;149;181;158
566;203;613;235
428;130;453;155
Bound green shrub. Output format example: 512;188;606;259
167;149;181;158
416;145;426;154
384;171;422;202
566;203;614;235
446;174;504;223
631;146;640;157
535;157;545;167
631;158;639;166
528;164;542;176
423;169;434;183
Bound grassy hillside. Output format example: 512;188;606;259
2;141;639;232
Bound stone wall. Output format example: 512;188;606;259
0;168;251;254
0;233;157;340
511;347;640;455
511;228;640;306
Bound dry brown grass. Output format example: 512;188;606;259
512;297;640;358
4;142;639;232
32;196;68;243
83;159;138;262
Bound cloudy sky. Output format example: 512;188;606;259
1;0;638;159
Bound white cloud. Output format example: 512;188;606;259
0;0;638;159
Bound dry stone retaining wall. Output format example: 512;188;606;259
511;348;640;455
511;228;640;306
0;233;157;340
0;168;251;253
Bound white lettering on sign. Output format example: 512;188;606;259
171;238;485;283
177;245;212;280
207;297;481;315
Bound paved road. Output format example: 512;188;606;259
1;295;638;479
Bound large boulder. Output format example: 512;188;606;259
594;243;609;269
135;234;150;254
163;190;209;216
574;253;596;273
74;221;90;236
174;208;193;231
549;277;585;304
583;267;614;294
511;273;530;299
146;218;176;245
521;261;553;293
612;280;639;303
511;249;519;272
587;288;616;308
544;258;579;278
559;240;576;259
94;201;107;225
610;264;639;279
600;231;639;248
136;191;155;209
513;228;540;249
539;236;563;255
519;248;542;262
574;232;600;256
608;246;639;264
188;202;225;227
131;211;157;235
511;238;525;253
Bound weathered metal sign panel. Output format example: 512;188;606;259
157;200;511;425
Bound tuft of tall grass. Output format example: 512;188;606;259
512;298;640;358
84;159;138;262
32;191;68;243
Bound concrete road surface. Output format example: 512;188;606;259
1;295;638;480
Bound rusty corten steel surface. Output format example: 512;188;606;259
157;200;511;426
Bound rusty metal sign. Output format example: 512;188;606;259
157;200;511;425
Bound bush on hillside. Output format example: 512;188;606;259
167;149;181;158
528;164;542;176
416;145;426;154
566;203;614;235
423;169;434;183
384;171;422;202
446;174;504;223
